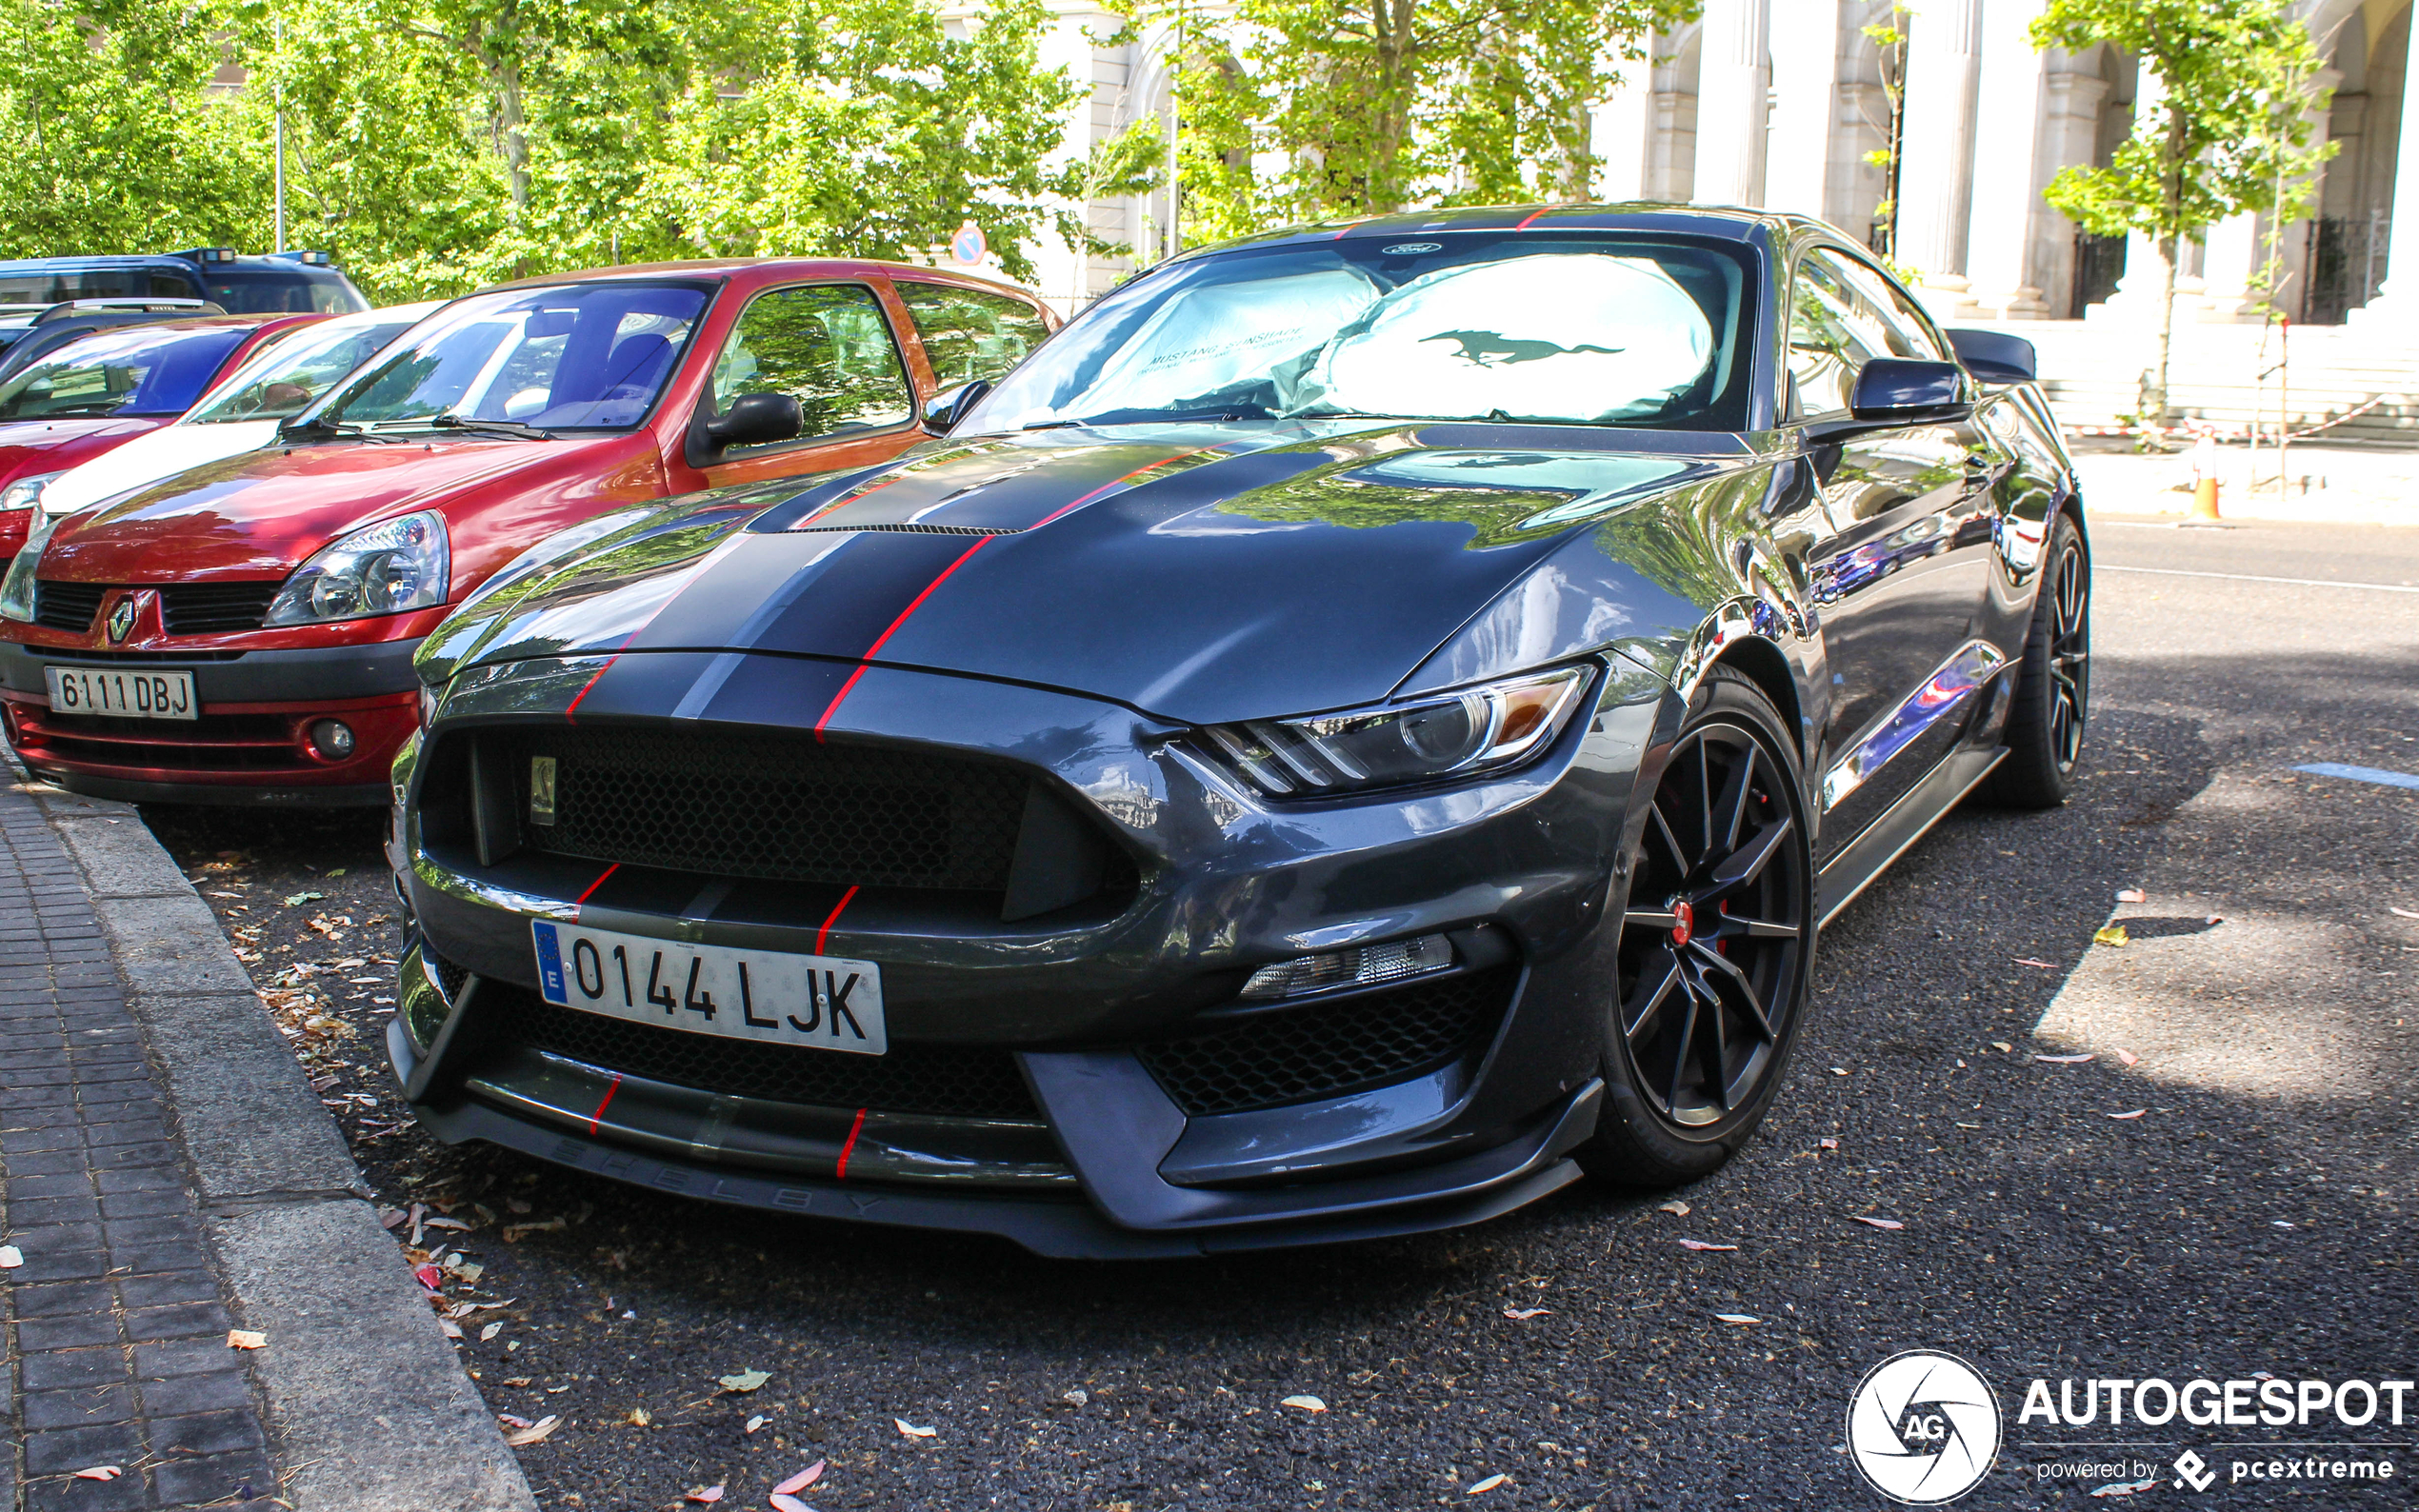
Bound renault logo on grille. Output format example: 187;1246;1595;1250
106;596;135;644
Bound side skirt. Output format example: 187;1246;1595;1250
1813;746;2008;927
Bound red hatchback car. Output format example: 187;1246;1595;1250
0;313;326;561
0;260;1054;804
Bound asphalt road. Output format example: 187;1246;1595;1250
146;513;2418;1510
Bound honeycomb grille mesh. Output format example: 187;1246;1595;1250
518;727;1031;890
1139;966;1518;1116
479;981;1041;1120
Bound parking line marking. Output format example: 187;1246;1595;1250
814;886;859;955
2101;565;2419;594
835;1106;868;1179
2293;762;2419;790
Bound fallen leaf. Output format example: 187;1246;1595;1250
228;1329;267;1350
424;1216;473;1232
770;1497;811;1512
2115;1048;2140;1067
1468;1474;1509;1494
481;1322;503;1342
2089;1477;2160;1499
327;867;348;877
437;1318;463;1340
2115;888;2146;904
895;1418;936;1439
1711;1313;1759;1325
497;1413;535;1429
1818;1138;1839;1150
771;1462;825;1495
2012;957;2060;969
505;1415;561;1446
684;1486;725;1504
1990;1042;2013;1054
503;1218;567;1243
2390;905;2419;921
1502;1307;1553;1320
1675;1239;1737;1252
503;1378;533;1388
450;1261;486;1284
1281;1395;1328;1413
1655;1200;1690;1216
717;1368;771;1394
2273;1220;2295;1229
1829;1066;1848;1076
377;1207;407;1230
73;1466;123;1482
1852;1217;1905;1231
2034;1053;2094;1065
1060;1388;1089;1407
0;1244;20;1268
283;891;325;906
744;1415;767;1435
2106;1109;2147;1121
626;1408;650;1427
2093;925;2129;947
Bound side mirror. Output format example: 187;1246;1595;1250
692;391;804;464
923;379;991;435
1849;358;1969;422
1944;328;2038;384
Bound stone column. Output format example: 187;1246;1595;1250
2032;64;2110;318
1692;0;1771;206
2197;212;2268;321
2093;65;2171;325
1894;0;1986;291
1647;28;1704;202
1593;49;1658;202
2350;7;2419;322
1962;0;2052;318
1765;1;1846;218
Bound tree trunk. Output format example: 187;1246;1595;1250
2149;230;2177;434
496;56;531;209
1365;0;1414;212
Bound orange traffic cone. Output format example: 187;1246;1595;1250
2189;430;2222;523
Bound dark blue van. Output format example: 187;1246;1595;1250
0;249;368;317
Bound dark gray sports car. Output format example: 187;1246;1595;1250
386;207;2089;1257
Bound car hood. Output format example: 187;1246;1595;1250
419;420;1751;726
38;435;615;583
0;416;165;487
38;420;281;517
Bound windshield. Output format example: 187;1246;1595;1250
970;234;1757;433
0;325;250;421
186;308;430;425
315;281;710;432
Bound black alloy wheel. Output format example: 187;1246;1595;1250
1580;669;1815;1188
1986;509;2090;808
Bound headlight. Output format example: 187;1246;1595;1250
1202;665;1591;797
266;509;450;627
0;472;59;513
0;507;63;623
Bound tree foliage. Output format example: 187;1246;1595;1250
1127;0;1695;243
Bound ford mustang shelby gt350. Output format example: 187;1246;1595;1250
387;207;2089;1257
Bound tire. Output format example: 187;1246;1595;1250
1577;668;1817;1191
1985;509;2089;809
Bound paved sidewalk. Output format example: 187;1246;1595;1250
0;785;274;1508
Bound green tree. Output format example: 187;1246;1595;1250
2031;0;2334;429
1129;0;1696;240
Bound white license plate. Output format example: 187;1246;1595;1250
532;920;886;1056
44;665;197;721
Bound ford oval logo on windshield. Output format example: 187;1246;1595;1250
1381;242;1443;254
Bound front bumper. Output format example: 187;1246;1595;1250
392;650;1669;1255
0;639;419;804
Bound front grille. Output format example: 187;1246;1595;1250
32;581;104;632
480;983;1040;1120
24;709;300;770
161;582;279;634
1140;966;1519;1116
517;727;1032;891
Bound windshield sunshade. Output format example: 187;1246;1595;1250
972;234;1756;433
317;282;712;433
0;326;250;421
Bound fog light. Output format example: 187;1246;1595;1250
1241;932;1455;1000
310;719;356;760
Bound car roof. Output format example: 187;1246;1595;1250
488;257;1045;299
1173;202;1817;262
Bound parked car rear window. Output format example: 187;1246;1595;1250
199;266;369;315
318;282;711;432
0;269;200;304
0;325;250;420
896;283;1050;388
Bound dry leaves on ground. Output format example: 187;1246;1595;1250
1281;1395;1329;1412
73;1466;122;1482
1502;1307;1553;1320
2093;925;2130;947
1656;1200;1690;1216
894;1418;936;1439
1676;1240;1736;1252
1711;1313;1759;1325
717;1369;771;1394
2034;1053;2094;1065
2106;1109;2148;1121
227;1329;267;1349
1852;1217;1905;1231
504;1415;562;1447
1468;1473;1509;1494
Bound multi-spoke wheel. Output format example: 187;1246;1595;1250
1987;510;2090;808
1579;668;1815;1188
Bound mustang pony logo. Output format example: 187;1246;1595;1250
1420;329;1624;367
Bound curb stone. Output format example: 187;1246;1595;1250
25;777;537;1512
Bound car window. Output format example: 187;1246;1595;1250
709;284;912;446
186;314;423;424
895;283;1051;388
200;268;369;315
1827;255;1949;362
321;282;710;431
0;269;203;305
1789;249;1935;418
0;325;250;420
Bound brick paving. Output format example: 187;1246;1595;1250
0;786;277;1510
